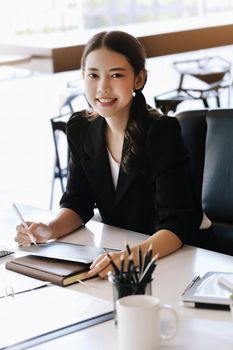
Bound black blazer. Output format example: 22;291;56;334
60;110;202;243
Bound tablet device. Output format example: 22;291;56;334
181;271;233;310
16;241;110;264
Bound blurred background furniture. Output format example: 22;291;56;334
50;112;100;217
176;108;233;256
154;90;193;114
0;53;31;67
154;56;232;114
0;53;32;79
59;79;89;114
50;78;90;208
50;113;70;209
174;56;232;106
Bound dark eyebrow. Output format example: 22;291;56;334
86;67;127;71
109;67;127;72
86;68;98;71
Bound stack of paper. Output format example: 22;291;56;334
0;284;113;349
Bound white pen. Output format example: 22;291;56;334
12;203;37;245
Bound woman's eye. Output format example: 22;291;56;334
112;73;123;78
88;73;98;78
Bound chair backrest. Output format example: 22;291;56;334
176;108;233;224
202;109;233;222
173;56;232;84
60;79;90;114
175;109;208;205
50;113;70;182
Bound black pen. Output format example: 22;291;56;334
147;244;153;264
124;240;132;256
137;246;142;274
119;254;125;282
125;255;134;283
139;255;157;283
104;249;120;275
140;263;156;284
131;260;139;283
142;244;154;272
182;275;201;295
141;249;149;272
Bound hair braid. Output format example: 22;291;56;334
122;90;149;173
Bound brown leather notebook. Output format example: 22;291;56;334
6;255;91;286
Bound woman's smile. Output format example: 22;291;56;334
97;97;117;106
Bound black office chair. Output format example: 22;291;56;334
50;114;70;209
175;108;233;255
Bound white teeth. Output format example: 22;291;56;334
98;98;114;103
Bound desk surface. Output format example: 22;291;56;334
1;204;233;350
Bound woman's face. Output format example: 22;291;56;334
83;47;145;121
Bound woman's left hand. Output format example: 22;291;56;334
87;251;124;279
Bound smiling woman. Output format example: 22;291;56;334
15;30;204;280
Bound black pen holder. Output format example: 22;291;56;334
108;273;152;324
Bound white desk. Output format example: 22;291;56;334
1;204;233;349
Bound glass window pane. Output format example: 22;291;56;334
0;0;233;39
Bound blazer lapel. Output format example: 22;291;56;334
83;118;115;206
115;166;137;205
82;117;138;207
115;138;137;205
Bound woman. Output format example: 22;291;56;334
15;31;203;277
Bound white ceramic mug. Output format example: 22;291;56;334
116;294;178;350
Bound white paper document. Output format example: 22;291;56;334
0;264;48;298
0;285;113;349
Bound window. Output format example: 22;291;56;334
0;0;233;40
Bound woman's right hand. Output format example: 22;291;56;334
15;222;52;246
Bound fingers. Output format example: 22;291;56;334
15;223;33;246
88;252;121;279
28;223;50;243
14;232;32;246
16;223;32;233
88;254;108;278
90;253;106;269
88;259;111;279
15;222;50;246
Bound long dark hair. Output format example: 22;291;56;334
81;31;154;173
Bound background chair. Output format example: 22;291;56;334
174;56;232;107
175;108;233;256
50;114;70;209
154;56;232;114
59;79;90;114
50;113;100;218
51;81;90;208
0;53;32;80
154;90;193;114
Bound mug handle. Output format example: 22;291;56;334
159;304;178;340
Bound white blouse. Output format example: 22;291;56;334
107;148;120;190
